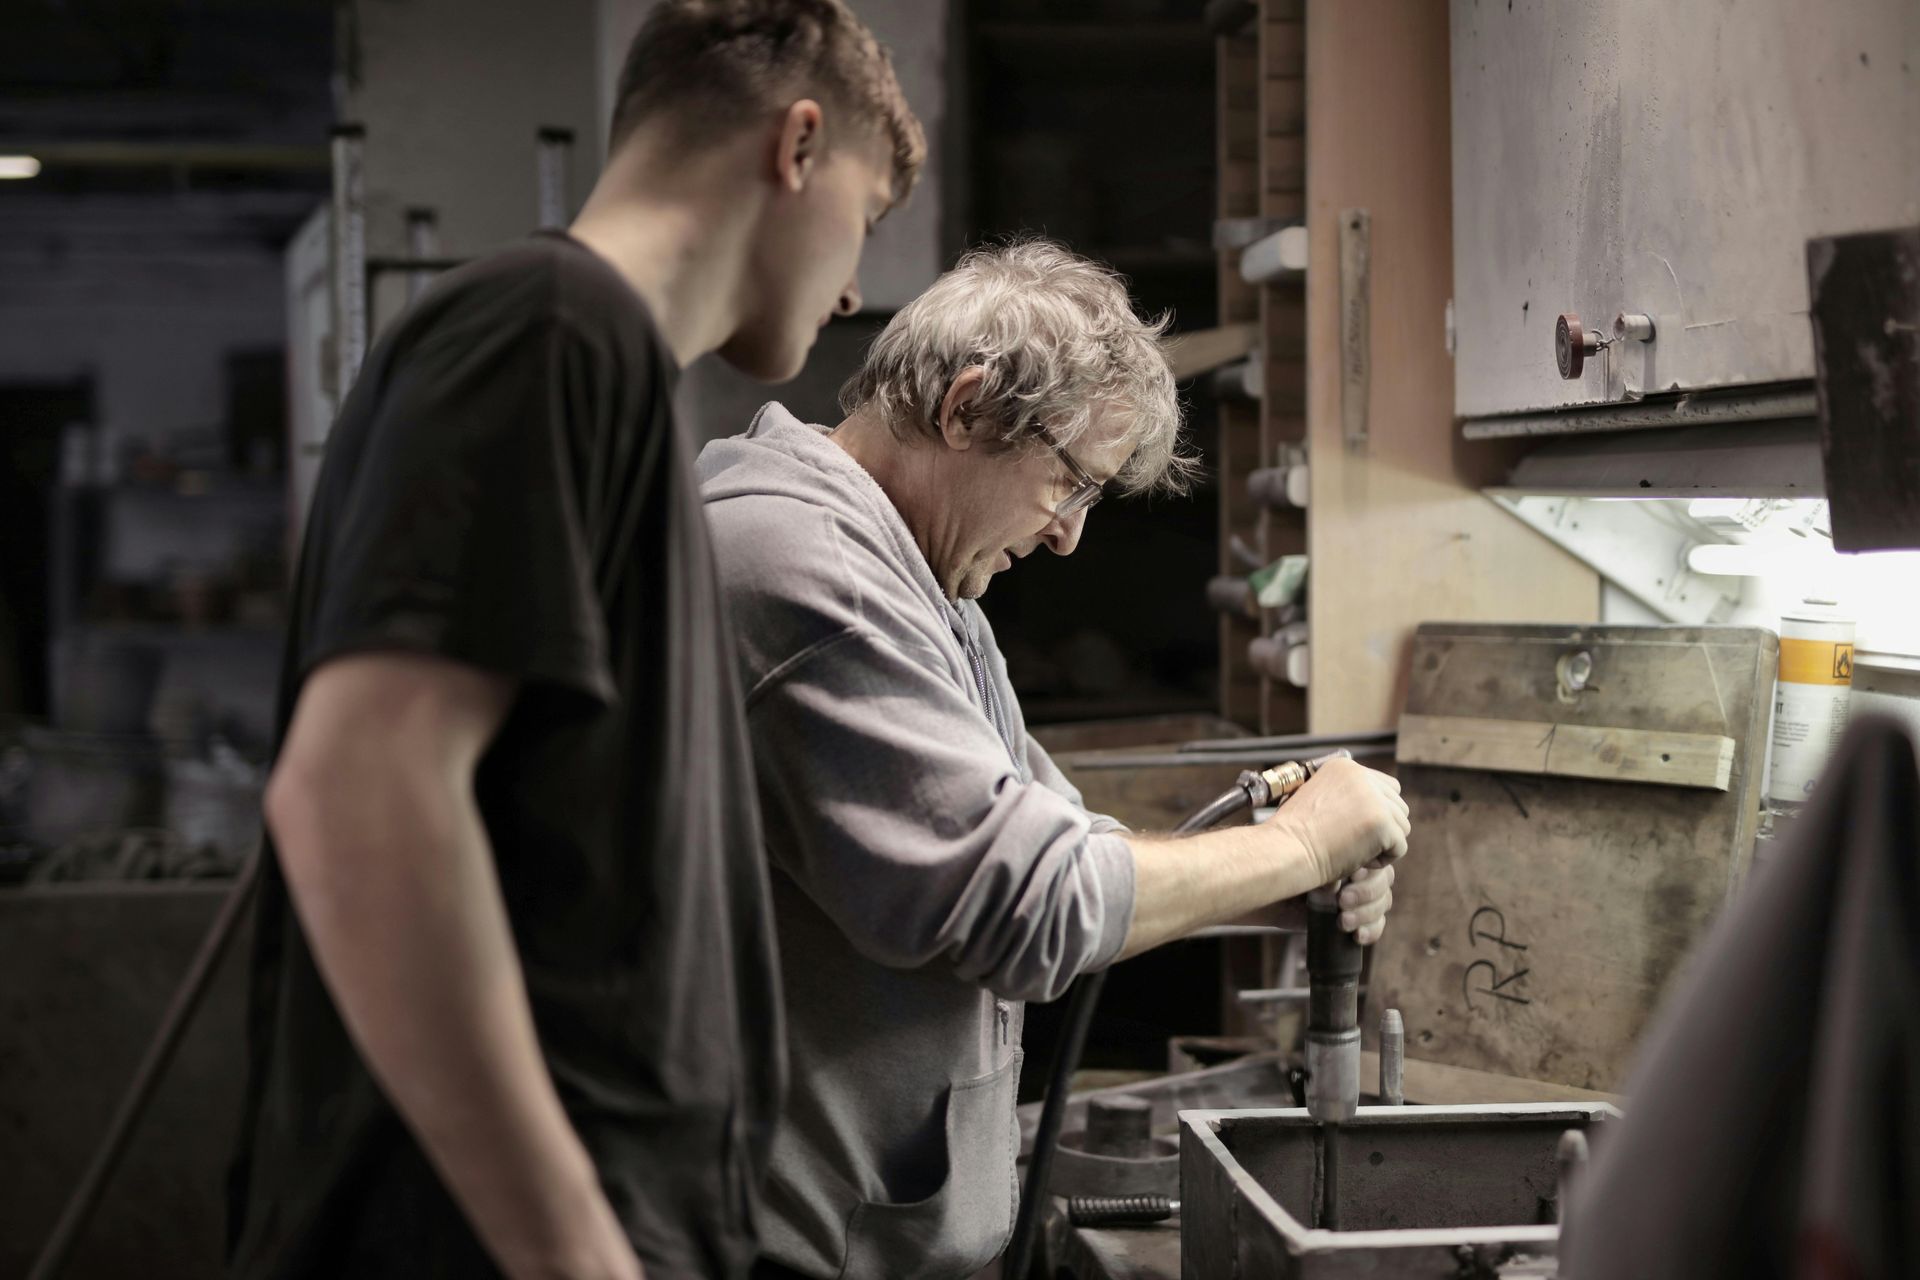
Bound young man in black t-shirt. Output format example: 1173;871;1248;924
226;5;923;1279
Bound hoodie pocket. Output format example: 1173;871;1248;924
838;1050;1023;1280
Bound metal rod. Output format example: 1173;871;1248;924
1176;729;1397;754
536;126;574;230
27;853;264;1280
1556;1128;1590;1226
1067;744;1395;771
1321;1124;1343;1230
329;124;368;409
1379;1008;1405;1105
1461;387;1817;440
1235;986;1309;1004
404;207;439;305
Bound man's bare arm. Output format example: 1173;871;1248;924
1115;757;1409;961
266;652;642;1280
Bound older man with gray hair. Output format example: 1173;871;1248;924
698;240;1410;1280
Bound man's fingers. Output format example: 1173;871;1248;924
1339;888;1392;932
1381;824;1409;863
1338;862;1392;909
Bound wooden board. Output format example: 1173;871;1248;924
1397;714;1736;792
1301;0;1600;736
1366;623;1778;1093
1254;1;1307;737
1163;322;1257;381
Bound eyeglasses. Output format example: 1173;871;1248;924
1033;424;1106;521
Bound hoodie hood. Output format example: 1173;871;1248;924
697;400;967;632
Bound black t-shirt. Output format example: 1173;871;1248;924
228;233;782;1280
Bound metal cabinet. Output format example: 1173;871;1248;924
1451;0;1920;421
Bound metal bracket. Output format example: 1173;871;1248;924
1339;209;1372;453
1487;494;1743;625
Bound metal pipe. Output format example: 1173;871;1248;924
329;124;368;409
1176;729;1397;755
536;127;574;229
1065;745;1394;771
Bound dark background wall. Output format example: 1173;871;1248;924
962;0;1222;725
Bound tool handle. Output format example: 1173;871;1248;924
1067;1194;1178;1228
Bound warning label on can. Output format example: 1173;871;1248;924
1779;638;1855;687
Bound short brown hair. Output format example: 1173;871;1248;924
610;0;925;204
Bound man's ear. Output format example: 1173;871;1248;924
936;367;991;451
775;99;826;193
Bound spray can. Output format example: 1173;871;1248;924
1769;603;1855;805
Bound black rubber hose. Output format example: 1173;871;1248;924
1003;780;1257;1278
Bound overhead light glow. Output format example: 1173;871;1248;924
0;156;42;180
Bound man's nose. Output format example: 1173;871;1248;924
1042;507;1086;557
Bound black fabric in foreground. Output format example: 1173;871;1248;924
227;233;782;1280
1562;715;1920;1280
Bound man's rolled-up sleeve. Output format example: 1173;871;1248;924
1025;733;1129;837
746;625;1135;1002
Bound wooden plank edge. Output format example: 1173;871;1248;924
1396;713;1736;792
1361;1050;1625;1108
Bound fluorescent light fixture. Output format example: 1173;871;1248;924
0;156;42;180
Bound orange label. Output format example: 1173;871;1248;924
1779;637;1854;686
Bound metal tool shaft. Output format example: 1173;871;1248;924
1304;886;1362;1124
1380;1008;1405;1105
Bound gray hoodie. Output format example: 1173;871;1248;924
696;402;1135;1279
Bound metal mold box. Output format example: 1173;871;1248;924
1180;1104;1619;1278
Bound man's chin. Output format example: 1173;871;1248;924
956;569;996;601
717;331;812;385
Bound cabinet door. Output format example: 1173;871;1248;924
1451;0;1920;419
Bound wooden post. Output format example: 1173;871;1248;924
1301;0;1599;734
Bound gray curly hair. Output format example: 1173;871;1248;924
839;239;1197;497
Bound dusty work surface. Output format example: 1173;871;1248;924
1371;623;1777;1092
